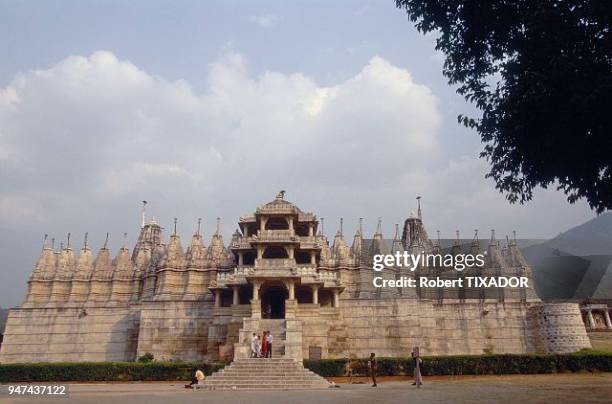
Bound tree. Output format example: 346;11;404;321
396;0;612;212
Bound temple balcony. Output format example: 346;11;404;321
251;230;298;243
255;258;296;269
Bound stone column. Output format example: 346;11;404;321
604;310;612;329
289;217;294;233
312;285;319;305
232;285;239;306
587;310;595;329
310;251;316;265
260;217;267;232
257;246;263;260
308;223;314;237
287;280;295;300
252;281;261;301
333;289;340;308
288;246;294;260
214;290;221;308
238;253;244;266
243;225;249;237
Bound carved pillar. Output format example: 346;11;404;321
243;224;249;237
312;285;319;305
310;251;316;265
308;223;314;237
260;217;267;232
286;280;295;300
232;285;239;306
252;280;261;301
587;310;595;329
257;246;263;260
333;289;340;308
238;253;244;266
288;246;294;260
214;290;221;308
289;217;294;234
604;310;612;329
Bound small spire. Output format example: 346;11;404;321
103;232;109;249
490;229;496;244
173;218;178;235
197;218;202;236
359;218;363;235
141;200;148;228
83;232;89;249
394;224;399;240
216;217;220;235
339;218;343;236
436;230;441;246
51;237;56;250
506;235;510;247
320;217;325;236
376;217;382;234
473;229;479;242
513;230;517;243
66;233;71;250
122;232;128;249
276;190;286;200
416;196;422;220
42;234;48;250
455;230;460;245
60;242;64;250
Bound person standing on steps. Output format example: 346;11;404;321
250;333;258;358
261;331;268;358
369;352;378;387
266;331;273;357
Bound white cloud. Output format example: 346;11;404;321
249;14;282;28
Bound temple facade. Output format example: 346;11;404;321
0;193;591;363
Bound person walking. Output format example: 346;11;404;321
369;352;378;387
261;331;268;358
266;331;273;357
411;346;423;387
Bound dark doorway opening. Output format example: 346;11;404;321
261;287;287;319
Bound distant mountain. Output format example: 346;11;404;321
0;308;8;334
545;212;612;256
520;212;612;301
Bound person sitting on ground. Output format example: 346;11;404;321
184;368;205;389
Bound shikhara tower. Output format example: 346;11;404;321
0;192;590;363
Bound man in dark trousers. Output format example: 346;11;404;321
369;352;378;387
266;331;273;357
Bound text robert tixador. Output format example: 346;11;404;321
372;252;485;272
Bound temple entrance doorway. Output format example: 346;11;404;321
261;285;287;319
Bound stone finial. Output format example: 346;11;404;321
359;217;363;235
436;230;441;246
276;190;286;200
66;233;72;250
122;232;128;249
103;232;110;249
340;217;343;236
320;217;325;236
490;229;496;244
394;224;400;240
416;196;422;220
376;217;382;235
42;234;49;250
83;232;89;250
197;218;202;236
141;200;148;228
173;218;178;235
51;237;56;250
216;217;221;235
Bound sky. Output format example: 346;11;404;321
0;0;595;307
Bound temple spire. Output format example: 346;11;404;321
320;217;324;236
359;217;363;235
339;218;343;236
376;217;382;235
473;229;479;242
103;232;109;249
394;223;400;240
197;218;202;236
83;232;89;249
51;237;56;250
436;230;441;246
216;217;220;235
455;230;460;246
173;218;178;235
42;234;49;250
66;233;72;250
141;200;147;228
490;229;496;244
416;196;422;220
122;232;128;249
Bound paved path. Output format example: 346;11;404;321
1;373;610;404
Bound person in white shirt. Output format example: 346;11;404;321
251;333;258;358
266;331;273;358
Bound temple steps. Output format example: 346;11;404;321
200;358;330;390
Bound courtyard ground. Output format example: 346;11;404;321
0;373;610;404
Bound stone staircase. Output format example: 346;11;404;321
258;319;286;357
200;358;330;390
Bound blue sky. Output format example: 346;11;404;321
0;0;594;306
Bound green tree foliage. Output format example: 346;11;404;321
396;0;612;212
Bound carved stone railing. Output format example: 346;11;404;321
255;258;296;268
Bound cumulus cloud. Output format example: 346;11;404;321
0;50;594;306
